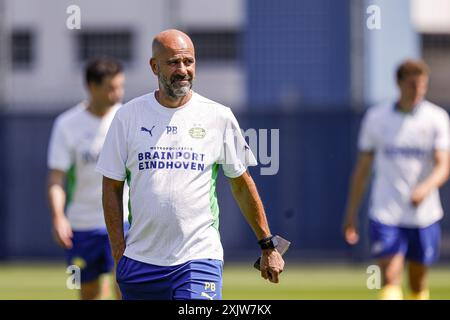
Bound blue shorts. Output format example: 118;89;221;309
369;219;441;265
65;223;129;283
116;256;223;300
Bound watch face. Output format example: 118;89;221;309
262;238;276;249
262;243;271;249
258;236;278;249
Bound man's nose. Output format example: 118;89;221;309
176;62;188;74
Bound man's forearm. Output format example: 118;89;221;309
230;172;285;283
47;170;67;220
230;172;271;240
48;184;66;220
345;169;370;220
419;160;449;191
102;177;125;261
344;153;373;221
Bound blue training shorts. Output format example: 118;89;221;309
369;219;441;265
116;256;223;300
65;223;129;283
65;228;113;283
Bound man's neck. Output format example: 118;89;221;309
86;101;114;118
397;97;421;113
155;90;192;108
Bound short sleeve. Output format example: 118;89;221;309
434;111;450;151
218;109;257;178
358;110;377;152
47;119;73;171
96;112;128;181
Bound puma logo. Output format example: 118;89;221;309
201;292;216;300
141;126;156;136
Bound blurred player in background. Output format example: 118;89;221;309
47;58;128;300
343;59;450;300
96;29;284;300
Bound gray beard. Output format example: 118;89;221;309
159;75;192;99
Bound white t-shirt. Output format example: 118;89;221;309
358;100;450;227
48;102;128;230
96;91;257;266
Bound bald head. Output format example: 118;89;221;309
152;29;195;59
150;29;196;102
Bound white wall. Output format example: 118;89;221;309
4;0;245;112
412;0;450;33
177;0;244;28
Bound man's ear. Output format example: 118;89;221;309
150;58;158;75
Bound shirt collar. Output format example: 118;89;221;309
393;100;423;115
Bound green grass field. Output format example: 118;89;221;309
1;262;449;300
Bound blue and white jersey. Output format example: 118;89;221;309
96;91;257;266
48;102;128;230
359;100;450;227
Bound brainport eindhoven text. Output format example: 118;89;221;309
138;150;206;171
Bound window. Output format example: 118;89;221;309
77;31;133;63
187;30;240;62
423;33;450;49
11;30;33;69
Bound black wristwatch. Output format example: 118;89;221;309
258;235;278;250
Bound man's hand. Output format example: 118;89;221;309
52;215;73;249
343;218;359;245
411;183;430;207
411;150;450;207
260;249;284;283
